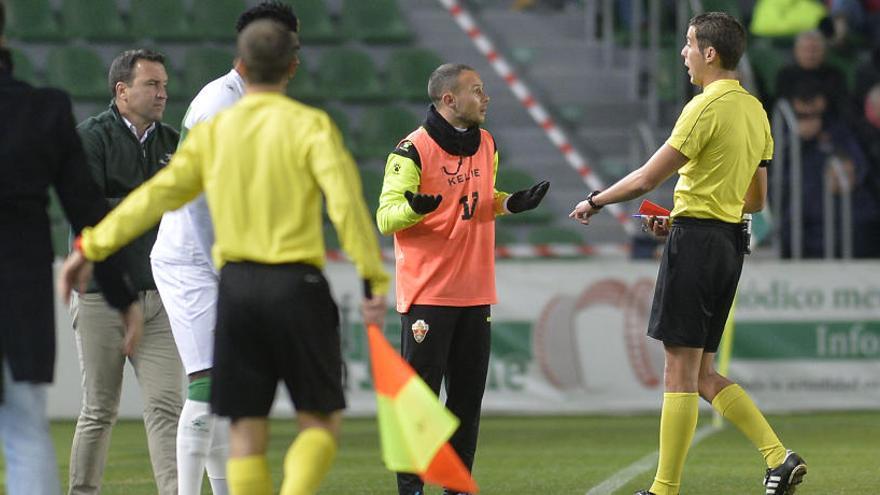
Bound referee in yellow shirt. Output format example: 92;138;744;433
570;12;806;495
59;20;388;495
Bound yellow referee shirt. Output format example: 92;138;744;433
80;92;389;294
666;79;773;223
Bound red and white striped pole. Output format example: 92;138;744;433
437;0;636;235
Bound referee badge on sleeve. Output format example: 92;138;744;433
411;319;429;343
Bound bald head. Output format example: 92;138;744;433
237;18;299;85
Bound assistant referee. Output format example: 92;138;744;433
570;12;806;495
59;19;388;495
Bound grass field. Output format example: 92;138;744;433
2;411;876;494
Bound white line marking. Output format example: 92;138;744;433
585;425;720;495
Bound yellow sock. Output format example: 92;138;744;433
227;455;272;495
649;392;699;495
279;427;337;495
712;383;786;468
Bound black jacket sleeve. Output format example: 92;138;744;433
48;91;137;310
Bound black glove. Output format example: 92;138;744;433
506;180;550;213
404;190;443;215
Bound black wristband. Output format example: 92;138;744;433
586;190;603;210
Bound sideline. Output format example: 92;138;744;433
584;424;720;495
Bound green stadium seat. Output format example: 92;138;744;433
355;105;420;160
358;168;384;215
656;46;683;103
315;47;386;102
162;102;188;132
10;49;38;85
130;0;194;41
341;0;412;44
4;0;64;41
527;226;583;245
296;0;343;44
287;58;324;103
321;105;355;152
46;46;108;100
182;47;234;102
61;0;130;41
495;226;517;246
748;42;788;101
386;48;444;102
190;0;245;40
701;0;742;19
496;167;537;193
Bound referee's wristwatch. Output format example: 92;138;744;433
586;190;603;210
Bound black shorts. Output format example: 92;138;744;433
647;217;744;352
211;262;345;419
400;305;491;396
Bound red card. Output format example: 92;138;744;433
638;199;671;217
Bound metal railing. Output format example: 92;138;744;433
772;99;854;259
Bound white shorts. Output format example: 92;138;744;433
151;258;219;375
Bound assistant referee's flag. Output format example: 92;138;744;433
366;324;479;494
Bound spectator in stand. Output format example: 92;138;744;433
778;81;879;258
826;0;880;48
775;30;850;118
853;83;880;256
854;46;880;109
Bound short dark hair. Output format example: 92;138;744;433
427;63;475;105
236;1;298;33
108;49;166;97
689;12;746;71
238;19;298;85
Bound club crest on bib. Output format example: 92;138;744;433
411;319;429;343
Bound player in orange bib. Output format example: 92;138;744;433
377;63;549;495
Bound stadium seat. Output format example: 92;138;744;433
190;0;246;41
825;51;857;91
322;105;355;151
182;47;234;102
61;0;130;41
287;58;324;103
355;105;420;160
296;0;343;44
386;48;445;102
46;46;108;100
527;226;584;245
163;102;188;132
358;168;385;214
130;0;193;41
10;49;38;85
748;42;788;101
495;226;518;246
315;47;386;102
340;0;413;44
4;0;64;41
47;188;70;257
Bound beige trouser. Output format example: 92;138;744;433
68;290;183;495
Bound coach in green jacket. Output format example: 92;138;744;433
68;49;183;495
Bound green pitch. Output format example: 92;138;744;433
2;411;876;493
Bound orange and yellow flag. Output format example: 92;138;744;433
367;324;479;494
